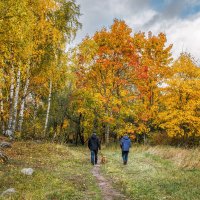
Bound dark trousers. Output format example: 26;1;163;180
122;151;129;164
91;150;98;165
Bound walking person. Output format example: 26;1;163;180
88;133;101;165
120;134;131;165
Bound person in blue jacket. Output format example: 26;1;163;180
120;134;131;165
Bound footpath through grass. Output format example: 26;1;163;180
0;141;101;200
101;145;200;200
1;142;200;200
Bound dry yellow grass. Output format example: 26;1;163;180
146;146;200;169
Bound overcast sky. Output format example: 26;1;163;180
71;0;200;61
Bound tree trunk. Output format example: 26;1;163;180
44;80;52;136
52;121;58;141
12;68;21;133
93;109;98;132
105;123;110;144
105;107;110;144
75;125;79;146
7;65;15;133
150;86;154;106
75;113;84;145
0;88;5;135
33;94;38;136
18;76;29;132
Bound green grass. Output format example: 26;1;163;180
100;146;200;200
1;142;200;200
0;142;101;200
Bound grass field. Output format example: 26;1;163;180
0;142;101;200
1;142;200;200
101;145;200;200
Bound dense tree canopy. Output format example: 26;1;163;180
0;4;199;146
0;0;81;139
67;20;200;145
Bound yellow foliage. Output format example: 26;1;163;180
63;120;69;129
157;53;200;138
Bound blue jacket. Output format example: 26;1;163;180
120;136;131;151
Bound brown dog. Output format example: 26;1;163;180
101;155;106;164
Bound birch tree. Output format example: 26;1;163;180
0;88;5;135
7;65;15;135
18;69;30;132
44;80;52;136
12;68;21;133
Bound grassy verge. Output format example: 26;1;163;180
101;145;200;200
0;141;101;200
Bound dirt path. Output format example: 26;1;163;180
92;164;128;200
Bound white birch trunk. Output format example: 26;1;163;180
7;66;15;132
0;88;5;135
44;80;52;136
12;68;21;133
18;76;29;132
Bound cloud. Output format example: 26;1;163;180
125;9;157;30
138;12;200;61
164;13;200;61
73;0;151;45
71;0;200;61
144;0;200;28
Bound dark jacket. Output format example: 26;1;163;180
88;134;101;151
120;135;131;151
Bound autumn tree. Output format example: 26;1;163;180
0;0;81;138
156;53;200;144
73;20;140;144
131;31;173;141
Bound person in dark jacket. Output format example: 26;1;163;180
88;133;101;165
120;134;131;165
